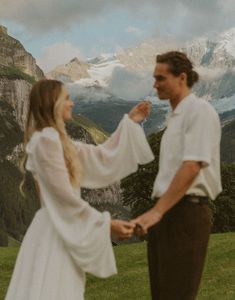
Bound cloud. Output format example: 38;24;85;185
37;42;84;72
196;66;227;80
68;83;111;102
1;0;235;38
67;68;154;103
107;67;153;101
219;0;235;14
0;0;112;33
126;26;144;36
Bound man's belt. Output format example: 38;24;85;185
182;195;209;204
153;195;209;204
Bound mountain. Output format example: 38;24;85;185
47;57;90;82
47;53;124;87
74;99;167;134
0;26;44;80
0;26;125;245
0;26;46;244
48;28;235;133
0;25;45;129
65;116;125;218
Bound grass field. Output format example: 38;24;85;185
0;232;234;300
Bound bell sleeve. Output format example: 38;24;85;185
32;128;117;278
76;114;154;188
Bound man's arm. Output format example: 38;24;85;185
132;161;202;233
154;161;201;215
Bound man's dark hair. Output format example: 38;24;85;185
156;51;199;88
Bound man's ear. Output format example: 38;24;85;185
180;72;187;82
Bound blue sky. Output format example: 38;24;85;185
1;0;235;72
3;9;157;58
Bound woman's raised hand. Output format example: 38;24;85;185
111;220;135;241
128;100;152;123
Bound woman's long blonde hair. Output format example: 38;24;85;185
20;79;83;193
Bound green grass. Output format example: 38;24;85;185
0;233;234;300
0;247;19;299
7;236;20;247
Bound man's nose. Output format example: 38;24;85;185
153;80;158;89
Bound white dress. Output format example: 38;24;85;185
5;114;154;300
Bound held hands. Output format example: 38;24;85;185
128;100;152;123
131;209;163;238
111;208;162;240
111;220;135;241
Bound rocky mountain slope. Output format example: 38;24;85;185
47;57;90;82
0;26;44;80
0;27;124;245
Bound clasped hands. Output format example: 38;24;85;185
111;208;162;241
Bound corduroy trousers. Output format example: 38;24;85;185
147;197;211;300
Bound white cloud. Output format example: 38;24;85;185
1;0;235;38
126;26;144;36
218;0;235;13
37;42;84;72
107;67;153;101
68;83;111;102
196;66;227;80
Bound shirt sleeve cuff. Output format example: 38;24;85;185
182;155;210;167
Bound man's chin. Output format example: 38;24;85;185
158;95;168;100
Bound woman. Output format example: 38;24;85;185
6;79;154;300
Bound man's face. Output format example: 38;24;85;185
153;63;183;100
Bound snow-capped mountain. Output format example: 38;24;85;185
77;53;125;87
210;28;235;67
47;57;90;82
47;27;235;130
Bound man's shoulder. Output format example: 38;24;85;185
187;94;218;117
183;95;220;131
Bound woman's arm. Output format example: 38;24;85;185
75;102;154;189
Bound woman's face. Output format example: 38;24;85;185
60;86;74;120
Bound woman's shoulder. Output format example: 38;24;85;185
40;126;59;137
34;127;59;140
26;127;60;153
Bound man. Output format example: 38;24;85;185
133;51;222;300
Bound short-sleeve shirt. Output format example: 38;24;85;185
152;93;222;200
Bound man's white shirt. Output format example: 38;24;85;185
152;93;222;200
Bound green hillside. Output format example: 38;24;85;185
67;113;108;144
74;99;166;135
0;232;234;300
221;118;235;163
0;65;35;84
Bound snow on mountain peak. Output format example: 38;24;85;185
217;27;235;58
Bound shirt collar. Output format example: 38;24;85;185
171;93;194;116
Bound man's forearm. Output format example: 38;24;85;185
153;161;201;216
